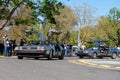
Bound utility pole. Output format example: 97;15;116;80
77;22;81;49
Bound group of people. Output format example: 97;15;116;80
2;34;16;57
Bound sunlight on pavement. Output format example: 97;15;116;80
69;59;120;70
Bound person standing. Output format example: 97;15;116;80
64;43;67;56
8;39;13;56
81;45;86;50
20;39;26;46
3;35;9;57
12;39;16;55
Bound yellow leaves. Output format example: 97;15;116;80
54;5;77;30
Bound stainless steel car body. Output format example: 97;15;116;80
14;29;65;60
76;40;119;59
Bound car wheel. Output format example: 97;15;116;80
47;50;53;60
118;53;120;58
98;56;103;59
58;52;64;60
79;56;84;58
18;56;23;59
34;57;39;60
0;51;3;55
111;53;117;59
92;53;97;59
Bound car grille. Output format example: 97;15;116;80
22;47;37;49
22;47;27;49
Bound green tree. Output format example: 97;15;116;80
54;5;77;44
42;5;77;44
107;7;120;46
94;7;120;46
0;0;63;30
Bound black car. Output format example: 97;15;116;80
76;40;119;59
0;43;4;55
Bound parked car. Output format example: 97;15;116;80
14;29;65;60
0;43;4;55
76;40;119;59
117;47;120;57
68;46;78;56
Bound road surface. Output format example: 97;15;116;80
0;57;120;80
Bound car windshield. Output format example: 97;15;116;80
86;40;109;48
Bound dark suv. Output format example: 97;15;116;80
76;40;119;59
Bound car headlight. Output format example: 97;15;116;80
14;47;21;50
39;47;45;50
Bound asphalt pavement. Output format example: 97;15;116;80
0;56;120;80
69;57;120;70
1;55;120;69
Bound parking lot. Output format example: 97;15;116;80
69;57;120;70
1;55;120;70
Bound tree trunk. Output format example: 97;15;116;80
0;8;16;30
0;2;24;30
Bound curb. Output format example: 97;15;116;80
69;59;120;70
0;56;5;58
0;56;17;58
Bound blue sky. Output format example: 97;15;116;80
58;0;120;17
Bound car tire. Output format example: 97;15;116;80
98;56;103;59
111;53;117;59
47;50;53;60
34;57;39;60
58;52;64;60
79;56;84;58
92;53;97;59
18;56;23;59
0;51;3;55
118;53;120;58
